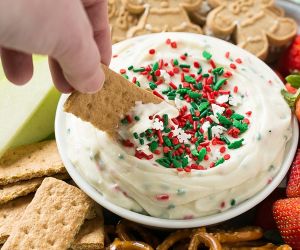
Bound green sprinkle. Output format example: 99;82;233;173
162;87;171;94
127;65;133;70
191;149;199;156
198;102;209;112
172;159;182;168
149;82;157;90
184;75;196;83
198;148;207;162
208;127;212;140
164;128;171;133
230;113;244;120
188;91;201;99
136;81;141;87
202;50;212;60
133;132;139;139
174;144;181;150
179;64;191;68
191;102;198;110
182;157;189;167
153;62;159;71
168;96;175;100
202;73;209;78
139;139;144;145
230;199;236;206
122;74;129;79
134;116;140;121
220;135;231;145
228;139;244;149
200;109;208;118
197;67;202;74
212;67;224;75
217;114;232;128
121;118;128;124
213;78;227;90
156;158;170;168
177;189;186;196
163;136;172;147
177;88;189;95
149;141;158;152
163;114;169;127
118;154;124;160
215;157;225;166
173;59;179;66
195;83;203;90
233;120;248;133
133;67;145;73
167;204;175;210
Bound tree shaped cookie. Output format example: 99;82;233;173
108;0;139;43
206;0;297;60
125;0;203;37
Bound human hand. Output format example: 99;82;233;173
0;0;111;93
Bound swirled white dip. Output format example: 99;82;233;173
65;33;291;219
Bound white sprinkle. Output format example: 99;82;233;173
211;104;225;116
216;94;229;104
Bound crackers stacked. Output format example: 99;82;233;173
0;141;104;249
109;0;298;61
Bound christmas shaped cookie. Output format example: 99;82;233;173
125;0;203;37
206;0;297;60
108;0;139;43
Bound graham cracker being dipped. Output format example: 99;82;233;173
2;178;94;250
64;65;162;138
0;173;69;205
0;140;66;186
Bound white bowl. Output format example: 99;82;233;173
55;33;299;229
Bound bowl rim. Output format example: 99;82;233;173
55;32;299;229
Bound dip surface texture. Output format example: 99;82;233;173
65;33;292;219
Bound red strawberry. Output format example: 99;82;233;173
273;198;300;249
277;35;300;77
287;148;300;198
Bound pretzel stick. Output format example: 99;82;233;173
210;227;264;243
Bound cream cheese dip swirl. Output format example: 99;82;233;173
65;33;292;219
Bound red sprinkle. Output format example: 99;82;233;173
180;55;186;60
220;146;226;153
224;154;231;160
171;41;177;48
235;58;242;64
166;38;171;44
230;63;237;69
153;90;164;99
149;49;156;55
169;82;177;90
156;194;170;201
225;52;230;58
209;59;216;69
246;111;252;117
233;86;238;93
194;61;200;68
120;69;126;74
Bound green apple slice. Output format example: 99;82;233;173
0;56;60;157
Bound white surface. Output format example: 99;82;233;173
55;32;299;228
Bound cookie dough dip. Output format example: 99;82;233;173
65;33;292;219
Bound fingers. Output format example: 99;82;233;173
51;0;106;93
48;58;74;93
83;0;112;65
0;48;33;85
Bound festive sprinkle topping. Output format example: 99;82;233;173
118;40;251;171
